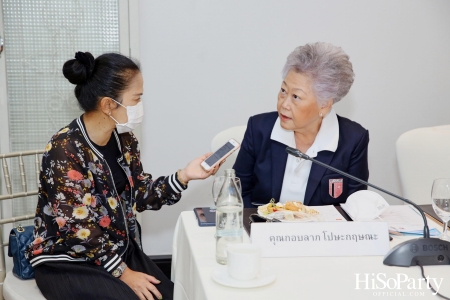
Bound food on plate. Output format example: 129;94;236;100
285;201;302;212
285;201;319;215
258;199;284;215
258;199;319;217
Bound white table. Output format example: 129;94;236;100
171;211;450;300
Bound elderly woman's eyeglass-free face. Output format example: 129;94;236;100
277;70;331;134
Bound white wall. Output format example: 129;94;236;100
138;0;450;255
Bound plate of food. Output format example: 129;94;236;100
257;199;320;222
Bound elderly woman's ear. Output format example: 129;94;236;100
319;100;333;117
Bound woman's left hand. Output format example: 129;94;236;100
179;152;224;183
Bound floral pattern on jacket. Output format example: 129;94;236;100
25;117;186;272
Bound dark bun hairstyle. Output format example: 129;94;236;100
63;52;140;112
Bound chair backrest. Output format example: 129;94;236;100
0;150;44;299
211;125;247;172
396;125;450;205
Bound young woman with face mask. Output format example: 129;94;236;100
25;52;219;300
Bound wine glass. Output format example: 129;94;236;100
431;178;450;241
212;176;241;206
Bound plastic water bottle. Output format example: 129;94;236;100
215;169;243;264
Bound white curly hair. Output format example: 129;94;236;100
281;42;354;105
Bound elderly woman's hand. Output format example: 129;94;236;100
178;152;224;184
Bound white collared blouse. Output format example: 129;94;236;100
270;108;339;203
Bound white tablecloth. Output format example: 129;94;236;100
172;211;450;300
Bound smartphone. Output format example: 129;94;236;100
193;207;216;226
201;138;240;171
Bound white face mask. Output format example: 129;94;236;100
109;99;144;134
344;190;389;221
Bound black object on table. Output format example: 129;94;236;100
193;207;216;226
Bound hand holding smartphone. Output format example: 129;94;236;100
201;138;240;171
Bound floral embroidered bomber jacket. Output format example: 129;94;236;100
25;116;187;273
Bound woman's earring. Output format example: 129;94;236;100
108;111;111;116
319;112;323;117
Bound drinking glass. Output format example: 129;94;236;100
212;176;241;206
431;178;450;241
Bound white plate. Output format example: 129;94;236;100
211;266;276;288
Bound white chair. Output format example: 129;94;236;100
396;125;450;205
0;150;46;300
211;125;247;172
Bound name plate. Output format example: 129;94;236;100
251;221;390;257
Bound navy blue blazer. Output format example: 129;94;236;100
233;112;369;208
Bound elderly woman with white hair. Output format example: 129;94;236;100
234;42;369;208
